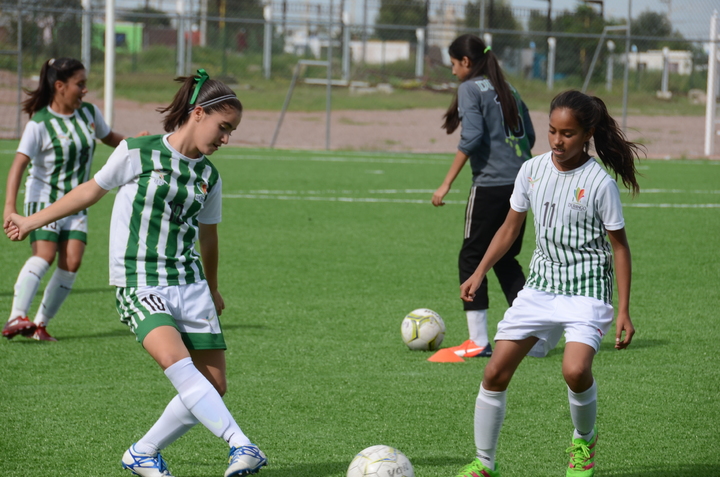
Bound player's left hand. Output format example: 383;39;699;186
615;310;634;349
136;130;150;137
210;289;225;316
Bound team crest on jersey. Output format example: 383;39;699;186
151;169;170;186
195;180;208;204
569;187;587;211
528;176;540;188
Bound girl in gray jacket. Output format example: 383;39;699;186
432;34;535;359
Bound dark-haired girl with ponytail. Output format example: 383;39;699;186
2;57;146;341
5;70;267;477
455;90;641;477
431;34;535;360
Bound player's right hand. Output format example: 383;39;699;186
460;273;484;302
432;184;450;207
4;214;29;241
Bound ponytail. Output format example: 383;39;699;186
22;58;85;117
443;34;519;135
157;69;243;132
550;90;644;195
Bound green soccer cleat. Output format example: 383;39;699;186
566;426;597;476
455;458;500;477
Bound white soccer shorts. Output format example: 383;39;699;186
115;280;226;350
495;287;614;357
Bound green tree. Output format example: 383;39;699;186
14;0;83;65
631;11;686;50
531;4;606;79
207;0;264;53
375;0;427;43
465;0;523;53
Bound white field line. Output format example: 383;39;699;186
224;193;720;208
216;154;449;165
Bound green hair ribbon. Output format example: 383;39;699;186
189;69;210;105
484;46;491;54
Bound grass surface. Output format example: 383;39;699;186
1;143;719;476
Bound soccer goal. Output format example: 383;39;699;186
270;59;333;150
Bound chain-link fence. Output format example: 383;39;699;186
1;0;718;153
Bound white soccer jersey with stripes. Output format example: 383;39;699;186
510;152;625;304
94;134;222;288
18;103;111;214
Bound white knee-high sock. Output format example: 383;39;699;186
568;380;597;439
164;357;251;448
34;268;76;326
475;384;507;470
134;395;199;455
10;257;50;320
467;310;489;345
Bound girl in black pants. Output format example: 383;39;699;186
432;34;535;358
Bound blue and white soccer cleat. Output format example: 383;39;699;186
121;444;174;477
225;444;268;476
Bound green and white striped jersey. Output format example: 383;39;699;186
18;103;111;214
510;152;625;304
94;134;222;287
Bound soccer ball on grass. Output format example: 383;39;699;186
400;308;445;351
346;445;415;477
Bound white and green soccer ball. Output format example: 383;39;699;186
346;445;415;477
400;308;445;351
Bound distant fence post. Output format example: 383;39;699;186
606;40;615;92
705;10;719;156
176;0;186;76
547;37;556;90
415;28;425;79
263;5;273;79
82;0;91;72
342;11;350;81
660;46;670;96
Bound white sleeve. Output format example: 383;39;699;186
93;141;138;190
509;163;530;213
92;104;112;140
596;179;625;231
198;177;222;224
17;121;44;158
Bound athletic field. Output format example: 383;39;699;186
1;144;718;476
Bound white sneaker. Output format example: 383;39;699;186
225;444;268;476
121;444;174;477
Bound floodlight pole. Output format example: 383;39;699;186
104;0;116;128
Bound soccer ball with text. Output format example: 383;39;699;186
400;308;445;351
346;445;415;477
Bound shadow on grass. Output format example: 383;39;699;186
598;338;668;352
604;463;720;476
0;287;113;298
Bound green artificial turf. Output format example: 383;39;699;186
1;144;718;476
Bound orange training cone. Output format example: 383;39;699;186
427;348;465;363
